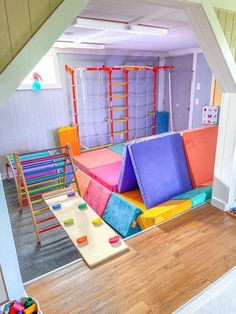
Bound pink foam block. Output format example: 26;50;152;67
84;179;112;217
88;161;122;192
73;148;122;174
71;169;92;197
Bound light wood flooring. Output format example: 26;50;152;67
25;204;236;313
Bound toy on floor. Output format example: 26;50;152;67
227;208;236;218
3;297;39;314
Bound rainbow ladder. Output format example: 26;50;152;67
13;145;80;243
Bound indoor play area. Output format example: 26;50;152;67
0;0;225;297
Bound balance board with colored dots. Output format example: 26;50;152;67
43;188;129;267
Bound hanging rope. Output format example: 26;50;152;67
168;69;174;132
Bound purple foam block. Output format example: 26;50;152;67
129;133;192;209
67;191;76;197
117;144;138;193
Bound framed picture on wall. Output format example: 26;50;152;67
0;266;8;306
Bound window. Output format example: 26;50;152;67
18;54;61;90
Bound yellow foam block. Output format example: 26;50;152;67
119;190;147;212
137;199;192;230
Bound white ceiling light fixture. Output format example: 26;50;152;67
53;41;105;49
73;17;168;37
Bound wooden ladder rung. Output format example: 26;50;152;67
112;94;127;99
105;118;127;123
112;131;128;135
113;107;128;111
112;81;127;86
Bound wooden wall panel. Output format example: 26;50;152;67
0;0;64;74
216;8;236;62
28;0;51;33
50;0;63;12
5;0;32;56
0;0;12;73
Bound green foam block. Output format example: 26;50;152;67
173;186;212;207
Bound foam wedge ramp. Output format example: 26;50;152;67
102;193;142;238
137;199;192;230
173;186;212;207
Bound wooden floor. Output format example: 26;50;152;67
25;204;236;314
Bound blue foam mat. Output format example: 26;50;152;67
173;186;212;207
102;193;142;238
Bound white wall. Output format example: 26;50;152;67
0;174;25;300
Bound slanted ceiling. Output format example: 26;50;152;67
215;8;236;62
0;0;63;73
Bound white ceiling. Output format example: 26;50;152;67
55;0;199;53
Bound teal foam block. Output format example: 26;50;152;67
156;111;169;135
102;193;142;238
108;144;124;155
173;186;212;207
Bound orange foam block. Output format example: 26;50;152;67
58;126;80;155
182;126;218;188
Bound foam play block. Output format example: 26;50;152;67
182;126;218;187
84;179;112;217
128;133;192;208
73;148;122;174
173;186;212;207
71;169;92;197
137;199;192;229
88;161;122;192
102;193;142;238
118;144;138;193
119;189;147;211
58;126;80;155
108;143;124;155
156;111;169;134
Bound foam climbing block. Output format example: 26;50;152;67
128;133;192;208
84;179;112;217
137;199;192;230
58;126;80;155
108;143;124;155
71;169;91;197
88;161;122;192
173;186;212;207
118;144;138;193
102;193;142;238
73;148;122;174
182;126;218;187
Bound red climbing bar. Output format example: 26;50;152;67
38;224;61;233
